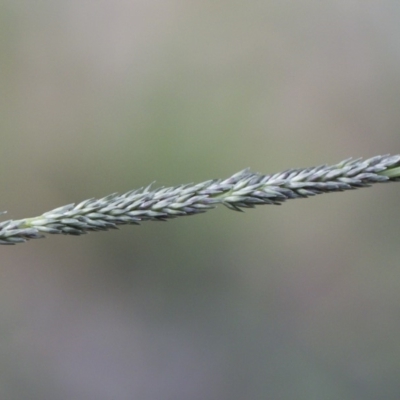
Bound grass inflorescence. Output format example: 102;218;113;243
1;154;400;245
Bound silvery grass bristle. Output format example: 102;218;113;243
1;154;400;245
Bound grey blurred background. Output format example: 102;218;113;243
1;1;400;399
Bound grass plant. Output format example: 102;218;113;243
1;155;399;245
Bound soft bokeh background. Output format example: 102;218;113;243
1;1;400;399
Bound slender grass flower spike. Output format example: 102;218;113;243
1;154;400;245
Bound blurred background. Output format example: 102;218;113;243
1;1;400;399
